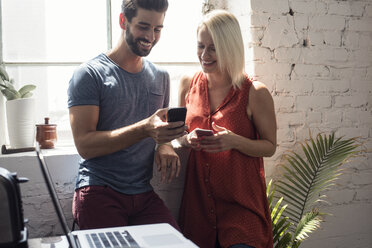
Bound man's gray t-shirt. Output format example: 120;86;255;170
67;53;169;194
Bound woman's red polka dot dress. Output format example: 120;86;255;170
178;71;273;248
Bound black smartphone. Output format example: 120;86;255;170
195;128;214;137
167;107;187;123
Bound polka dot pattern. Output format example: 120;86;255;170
178;72;273;248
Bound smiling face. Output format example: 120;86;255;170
124;8;165;57
197;25;218;73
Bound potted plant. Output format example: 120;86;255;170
267;132;361;248
0;64;37;149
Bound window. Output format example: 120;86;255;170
1;0;203;146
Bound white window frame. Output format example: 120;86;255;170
0;0;202;147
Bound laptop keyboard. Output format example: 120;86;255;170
85;231;140;248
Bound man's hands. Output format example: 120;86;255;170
155;144;181;183
148;108;187;183
145;108;188;144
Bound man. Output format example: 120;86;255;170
67;0;185;230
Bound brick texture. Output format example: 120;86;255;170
230;0;372;247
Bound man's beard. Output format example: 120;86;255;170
125;26;157;57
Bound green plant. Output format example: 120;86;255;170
267;132;361;248
0;64;36;100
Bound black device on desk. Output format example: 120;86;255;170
0;167;28;248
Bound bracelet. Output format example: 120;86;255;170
155;142;173;151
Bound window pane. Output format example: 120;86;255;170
164;63;202;107
2;0;107;62
111;0;203;62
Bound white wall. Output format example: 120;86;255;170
226;0;372;247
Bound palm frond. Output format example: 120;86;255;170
265;132;362;247
294;210;323;242
273;132;361;232
267;180;293;248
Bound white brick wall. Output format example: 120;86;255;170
226;0;372;247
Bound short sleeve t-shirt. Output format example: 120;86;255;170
67;53;170;194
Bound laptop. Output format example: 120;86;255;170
35;143;198;248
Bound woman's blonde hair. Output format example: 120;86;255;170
198;9;245;88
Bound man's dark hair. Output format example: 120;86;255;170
122;0;169;22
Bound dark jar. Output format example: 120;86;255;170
36;117;57;149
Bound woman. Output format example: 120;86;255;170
177;10;276;248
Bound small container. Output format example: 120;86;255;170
36;117;57;149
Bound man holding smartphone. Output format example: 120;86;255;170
67;0;186;231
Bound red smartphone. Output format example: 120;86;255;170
195;128;214;137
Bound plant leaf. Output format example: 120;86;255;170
0;65;10;81
18;84;36;97
0;79;15;90
22;92;33;98
276;232;292;248
274;132;361;234
294;210;323;241
1;87;20;100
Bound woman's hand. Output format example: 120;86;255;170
199;122;237;153
182;130;202;151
